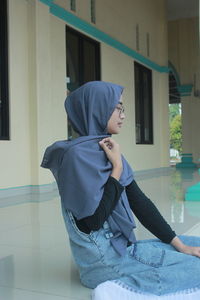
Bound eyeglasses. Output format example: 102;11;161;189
115;104;125;117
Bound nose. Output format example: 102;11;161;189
120;111;125;119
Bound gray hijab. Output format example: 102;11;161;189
41;81;136;256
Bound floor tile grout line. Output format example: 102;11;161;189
0;284;91;300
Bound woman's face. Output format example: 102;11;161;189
107;95;125;134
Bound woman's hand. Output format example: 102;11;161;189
99;137;123;180
171;236;200;258
180;245;200;258
99;137;122;168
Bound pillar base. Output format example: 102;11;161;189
176;153;197;168
185;182;200;201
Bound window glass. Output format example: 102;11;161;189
0;0;9;140
134;62;153;144
66;26;101;138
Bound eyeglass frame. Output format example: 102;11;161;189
115;103;125;117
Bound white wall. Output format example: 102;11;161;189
1;0;31;188
0;0;66;189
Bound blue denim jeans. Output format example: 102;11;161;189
61;202;200;296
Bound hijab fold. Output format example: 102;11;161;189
41;81;137;256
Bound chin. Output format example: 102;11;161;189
107;127;120;134
111;130;120;134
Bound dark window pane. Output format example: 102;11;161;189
0;99;2;136
0;0;9;140
91;0;96;24
143;72;151;142
66;26;101;138
135;66;141;143
70;0;76;12
66;26;100;92
134;62;153;144
83;40;96;82
66;31;80;91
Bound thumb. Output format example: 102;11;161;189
99;141;107;151
99;140;104;147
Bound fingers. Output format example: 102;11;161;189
194;248;200;258
99;138;115;150
99;139;112;150
183;246;200;258
99;137;113;145
99;138;117;146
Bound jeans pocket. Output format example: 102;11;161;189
132;242;165;267
66;212;103;265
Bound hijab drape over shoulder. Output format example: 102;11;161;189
41;81;136;256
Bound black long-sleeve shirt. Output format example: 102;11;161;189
74;176;176;244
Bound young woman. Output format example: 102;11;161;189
41;81;200;297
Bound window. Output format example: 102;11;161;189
136;24;139;51
146;33;150;57
0;0;9;140
70;0;76;12
66;26;101;137
134;61;153;144
91;0;96;24
66;26;100;92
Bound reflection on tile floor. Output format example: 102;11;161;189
0;167;200;300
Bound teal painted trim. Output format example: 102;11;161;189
0;167;172;200
187;182;200;193
178;85;193;93
131;167;173;181
39;0;169;73
180;93;191;97
168;62;193;97
50;4;169;73
168;61;181;86
176;153;197;168
178;84;193;97
0;189;59;208
176;163;197;168
0;182;57;199
185;182;200;201
39;0;54;5
185;193;200;201
0;183;55;191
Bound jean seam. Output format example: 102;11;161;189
131;243;165;267
67;210;94;240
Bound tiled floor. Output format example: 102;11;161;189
0;167;200;300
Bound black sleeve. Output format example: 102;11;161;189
74;176;124;233
126;180;176;243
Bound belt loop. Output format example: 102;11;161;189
103;221;114;239
103;221;109;230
